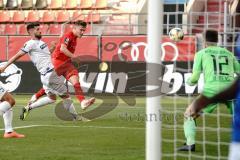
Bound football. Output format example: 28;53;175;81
169;27;184;42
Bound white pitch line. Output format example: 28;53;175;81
0;124;145;131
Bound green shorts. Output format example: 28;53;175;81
202;89;234;114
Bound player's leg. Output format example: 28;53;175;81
177;100;198;151
20;94;56;120
20;73;57;120
64;65;95;110
178;87;218;151
60;94;78;118
0;90;24;138
29;88;46;104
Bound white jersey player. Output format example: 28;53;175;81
0;23;94;121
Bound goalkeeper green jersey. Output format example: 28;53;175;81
188;46;239;92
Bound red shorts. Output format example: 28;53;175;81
52;58;78;80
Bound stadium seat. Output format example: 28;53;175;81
18;24;28;35
40;24;49;34
79;0;92;9
49;0;62;9
0;0;4;9
35;0;48;9
12;11;25;23
41;11;55;23
85;11;101;23
49;24;62;35
64;0;78;9
56;11;70;23
5;24;17;35
0;11;11;23
0;24;5;35
72;10;85;22
64;24;73;33
21;0;33;9
26;11;40;22
6;0;18;9
93;0;108;9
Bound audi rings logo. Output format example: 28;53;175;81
116;41;179;61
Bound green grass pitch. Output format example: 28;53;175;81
0;95;231;160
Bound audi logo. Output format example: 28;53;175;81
107;41;179;62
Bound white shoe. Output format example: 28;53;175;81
81;97;95;110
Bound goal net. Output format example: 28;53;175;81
157;0;239;160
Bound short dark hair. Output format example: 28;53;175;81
26;23;40;31
73;20;87;28
205;30;218;43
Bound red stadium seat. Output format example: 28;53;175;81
40;24;49;34
35;0;48;9
0;11;11;23
12;11;25;23
5;24;17;35
26;11;40;22
85;11;100;23
80;0;92;9
72;10;85;22
64;24;73;33
41;11;55;23
49;24;62;35
49;0;62;9
65;0;78;9
93;0;108;9
56;11;70;23
18;24;28;35
21;0;33;9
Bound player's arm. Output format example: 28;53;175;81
233;55;240;75
188;78;238;117
49;41;57;54
60;43;74;58
187;52;202;86
0;50;25;73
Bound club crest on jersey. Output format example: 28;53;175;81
0;62;22;92
64;38;70;45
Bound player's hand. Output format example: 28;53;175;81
184;104;196;118
0;66;6;73
185;95;210;117
49;41;57;53
71;56;81;64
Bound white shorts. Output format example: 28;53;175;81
228;142;240;160
0;84;6;100
40;70;68;96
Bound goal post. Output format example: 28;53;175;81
146;1;163;160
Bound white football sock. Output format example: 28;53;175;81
0;101;11;116
63;98;78;117
3;108;13;133
29;96;55;109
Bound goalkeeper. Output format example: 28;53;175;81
178;30;240;151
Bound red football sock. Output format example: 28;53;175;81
73;83;85;102
35;88;46;99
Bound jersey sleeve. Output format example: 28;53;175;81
21;41;33;54
233;55;240;75
60;33;71;47
187;51;202;85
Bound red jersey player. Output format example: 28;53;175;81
52;21;95;109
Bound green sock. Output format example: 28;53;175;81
184;117;196;145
